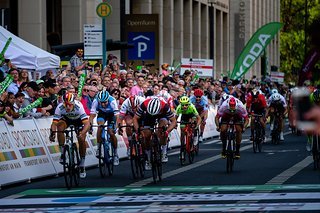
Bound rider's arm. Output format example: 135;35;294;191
215;115;220;129
133;114;140;133
167;115;177;133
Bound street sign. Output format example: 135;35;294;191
180;58;214;77
83;24;102;59
96;2;112;18
127;32;155;60
271;71;284;83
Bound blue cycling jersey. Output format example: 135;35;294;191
189;95;209;111
90;96;119;115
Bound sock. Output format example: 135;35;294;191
236;144;240;153
80;157;85;167
161;145;167;155
145;150;151;161
59;146;64;155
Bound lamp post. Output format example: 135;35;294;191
208;1;216;60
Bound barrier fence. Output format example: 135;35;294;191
0;105;219;187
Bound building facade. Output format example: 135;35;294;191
0;0;280;80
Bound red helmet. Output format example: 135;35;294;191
228;97;237;111
194;89;204;97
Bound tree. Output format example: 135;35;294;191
280;0;320;83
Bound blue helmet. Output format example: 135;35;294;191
97;91;110;102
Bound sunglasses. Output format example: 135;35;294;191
182;104;189;107
83;89;89;92
100;101;108;104
195;96;202;98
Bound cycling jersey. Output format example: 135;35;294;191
267;93;287;108
53;100;88;122
189;95;208;113
176;103;199;116
246;93;267;114
136;98;174;126
217;97;248;120
119;96;145;116
90;96;119;115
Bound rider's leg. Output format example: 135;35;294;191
220;124;228;153
57;120;67;152
250;116;255;140
235;124;243;156
158;118;169;162
279;115;284;140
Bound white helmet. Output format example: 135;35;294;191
147;98;161;115
273;94;281;101
271;89;278;94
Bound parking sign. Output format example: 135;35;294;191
128;32;155;60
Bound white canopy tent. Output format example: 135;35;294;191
0;26;60;71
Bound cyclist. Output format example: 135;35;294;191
218;92;233;110
190;89;208;143
89;90;120;166
133;97;177;170
49;92;90;178
266;91;287;141
176;96;201;158
215;97;249;159
157;89;175;111
246;89;267;141
117;95;145;155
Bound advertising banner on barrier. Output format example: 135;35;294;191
202;105;219;138
33;117;98;172
0;120;31;186
5;118;56;180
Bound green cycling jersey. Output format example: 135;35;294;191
176;103;199;116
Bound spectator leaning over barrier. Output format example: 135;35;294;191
21;81;43;118
0;100;14;125
13;92;24;118
6;68;20;95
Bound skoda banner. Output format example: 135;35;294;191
230;22;283;80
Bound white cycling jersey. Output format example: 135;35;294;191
53;100;88;121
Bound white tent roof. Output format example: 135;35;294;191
0;26;60;70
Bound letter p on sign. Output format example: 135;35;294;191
138;42;147;57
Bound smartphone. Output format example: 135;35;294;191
292;88;315;130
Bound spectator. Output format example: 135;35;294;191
40;70;55;81
126;78;134;91
43;81;58;115
19;69;30;83
86;85;98;110
61;76;72;88
110;88;121;105
0;100;14;125
69;48;88;75
130;76;144;96
13;92;25;118
21;81;43;118
6;68;20;95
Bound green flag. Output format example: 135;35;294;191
77;73;86;99
230;22;283;80
0;74;13;95
19;98;43;115
0;37;12;64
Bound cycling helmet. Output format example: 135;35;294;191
179;96;189;104
97;90;110;102
63;92;75;105
228;97;237;111
147;98;161;115
311;90;320;103
271;89;278;94
129;95;144;108
194;89;204;97
273;93;281;101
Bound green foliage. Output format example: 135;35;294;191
280;0;320;83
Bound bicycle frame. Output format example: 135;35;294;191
271;111;281;144
252;114;263;153
226;120;235;173
179;122;196;165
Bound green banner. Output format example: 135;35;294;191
0;74;13;95
19;98;43;115
0;37;12;64
230;22;283;80
77;73;86;99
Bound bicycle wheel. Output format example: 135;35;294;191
106;142;114;176
312;136;320;170
130;140;140;179
226;140;234;173
72;143;80;186
252;130;258;153
156;143;162;181
194;129;200;156
188;135;195;164
180;143;186;166
151;146;157;183
63;145;72;189
257;128;263;152
98;143;107;177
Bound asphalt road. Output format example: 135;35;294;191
0;126;320;212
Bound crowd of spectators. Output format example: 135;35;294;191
0;49;290;125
